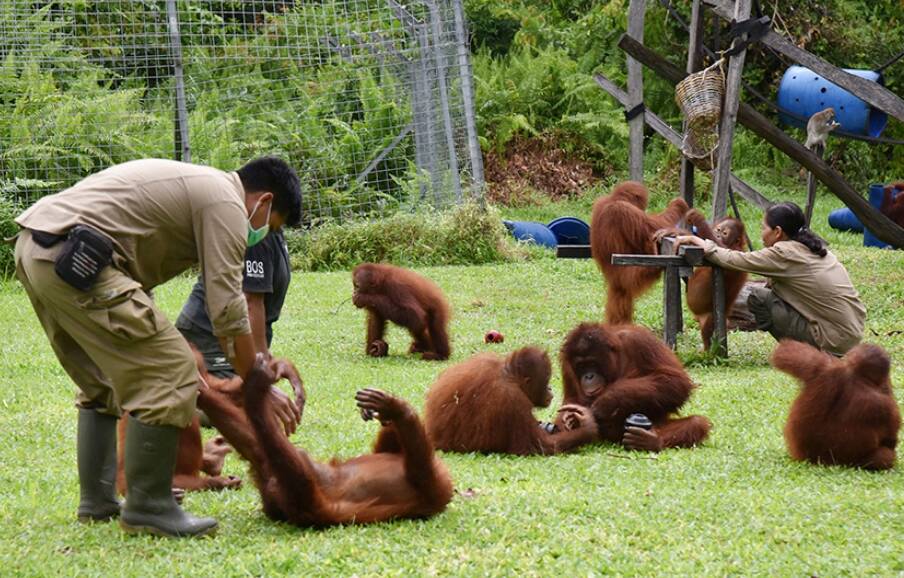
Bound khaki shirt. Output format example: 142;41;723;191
703;239;865;354
16;159;251;337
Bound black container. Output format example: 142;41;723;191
624;413;653;431
537;421;557;434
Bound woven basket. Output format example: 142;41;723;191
675;61;725;131
682;128;719;172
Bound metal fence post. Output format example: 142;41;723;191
451;0;484;201
165;0;190;163
425;0;462;204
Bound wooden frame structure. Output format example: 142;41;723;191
583;0;904;356
612;238;728;354
602;0;904;244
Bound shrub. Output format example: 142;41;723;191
285;202;522;271
0;194;20;278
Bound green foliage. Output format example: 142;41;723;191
463;0;521;55
0;5;169;192
0;1;430;215
286;201;520;271
0;195;20;278
468;0;904;188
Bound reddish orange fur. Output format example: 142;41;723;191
557;323;710;449
196;363;453;526
115;352;247;496
352;263;451;360
115;412;240;496
424;347;597;455
684;209;749;350
880;182;904;227
771;340;900;470
115;348;304;497
590;181;689;324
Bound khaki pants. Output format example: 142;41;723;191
14;230;197;427
747;286;818;348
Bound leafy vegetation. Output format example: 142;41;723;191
0;1;422;219
468;0;904;192
286;201;523;271
0;194;20;278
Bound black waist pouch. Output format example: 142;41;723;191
54;225;114;291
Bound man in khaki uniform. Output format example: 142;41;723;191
14;156;301;537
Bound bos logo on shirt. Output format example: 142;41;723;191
246;260;265;278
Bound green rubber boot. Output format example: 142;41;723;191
119;417;218;538
76;408;122;523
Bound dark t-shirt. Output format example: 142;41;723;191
176;229;290;371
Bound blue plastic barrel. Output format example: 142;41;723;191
827;208;864;233
547;216;590;245
863;183;891;248
502;220;558;248
777;66;887;137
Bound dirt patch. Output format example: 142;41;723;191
483;136;605;205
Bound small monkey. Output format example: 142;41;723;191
804;107;840;152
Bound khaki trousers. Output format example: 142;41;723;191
747;286;819;349
14;230;197;427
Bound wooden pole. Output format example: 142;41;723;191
804;145;824;226
711;267;727;356
711;0;751;220
616;34;904;248
165;0;190;162
627;0;647;182
680;0;705;207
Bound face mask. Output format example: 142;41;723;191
246;197;272;247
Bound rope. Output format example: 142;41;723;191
876;48;904;74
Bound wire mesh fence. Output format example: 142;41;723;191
0;0;483;222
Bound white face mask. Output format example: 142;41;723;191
246;197;272;247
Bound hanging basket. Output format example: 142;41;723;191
675;60;725;132
682;128;719;172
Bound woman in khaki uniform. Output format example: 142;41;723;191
674;202;865;356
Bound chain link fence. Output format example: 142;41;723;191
0;0;483;222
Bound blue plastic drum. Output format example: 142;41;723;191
863;183;891;249
777;65;887;137
547;216;590;245
827;208;864;233
502;220;558;248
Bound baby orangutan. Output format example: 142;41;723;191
352;263;451;360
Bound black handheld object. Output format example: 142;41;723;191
54;225;113;291
624;413;653;431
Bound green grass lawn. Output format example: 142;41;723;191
0;190;902;576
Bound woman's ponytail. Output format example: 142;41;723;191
765;202;828;257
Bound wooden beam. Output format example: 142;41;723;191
556;245;592;259
627;0;647;181
804;145;825;226
680;0;705;207
663;265;683;348
729;176;773;210
711;267;727;356
611;255;692;267
616;34;904;248
703;0;904;125
593;73;773;211
711;0;751;220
